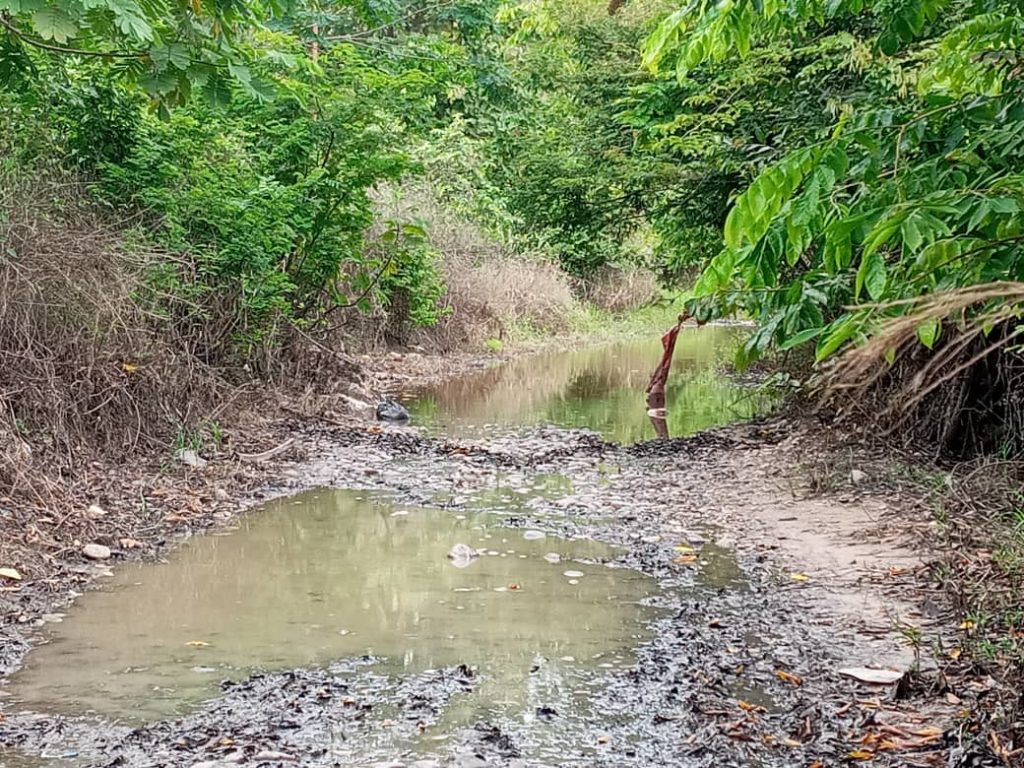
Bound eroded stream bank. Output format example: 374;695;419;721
0;331;969;767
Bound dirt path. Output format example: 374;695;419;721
1;401;978;767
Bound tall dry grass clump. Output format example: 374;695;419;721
823;282;1024;457
0;174;227;499
347;183;576;351
576;265;658;313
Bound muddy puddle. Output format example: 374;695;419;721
2;330;805;768
405;327;771;443
6;490;658;742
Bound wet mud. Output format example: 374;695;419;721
0;420;972;767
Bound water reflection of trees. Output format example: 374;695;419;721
410;328;767;441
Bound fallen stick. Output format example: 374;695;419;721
236;438;296;463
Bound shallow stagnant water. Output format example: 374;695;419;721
3;331;764;766
405;326;769;443
7;490;657;727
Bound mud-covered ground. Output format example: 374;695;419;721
0;410;999;768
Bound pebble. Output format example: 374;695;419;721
451;755;488;768
253;750;296;762
82;543;111;560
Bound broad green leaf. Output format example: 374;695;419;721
856;249;887;300
815;316;859;361
779;326;823;350
917;317;941;348
30;5;79;42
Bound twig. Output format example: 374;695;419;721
236;438;296;463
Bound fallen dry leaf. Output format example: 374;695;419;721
0;567;23;581
839;667;904;685
738;700;767;713
674;544;695;553
848;750;874;760
673;554;697;565
790;572;811;582
776;669;804;686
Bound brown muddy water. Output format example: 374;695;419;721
6;491;657;726
405;326;770;443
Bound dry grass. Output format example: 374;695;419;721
824;282;1024;457
575;265;659;314
343;182;577;352
0;176;228;489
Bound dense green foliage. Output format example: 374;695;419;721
3;0;1021;368
642;0;1024;364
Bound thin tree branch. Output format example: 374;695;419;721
0;14;146;59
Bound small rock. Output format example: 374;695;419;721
838;666;904;684
253;750;297;762
850;469;868;484
82;543;111;560
40;613;65;623
86;504;107;519
447;543;478;569
214;488;230;501
175;448;208;468
452;755;487;768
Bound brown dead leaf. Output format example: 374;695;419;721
738;700;767;713
776;669;804;686
673;554;697;565
848;750;874;760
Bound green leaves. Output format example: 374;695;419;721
724;146;818;249
855;248;886;300
30;5;79;42
0;0;278;104
646;0;1024;363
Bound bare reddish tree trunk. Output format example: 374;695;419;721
645;313;690;438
